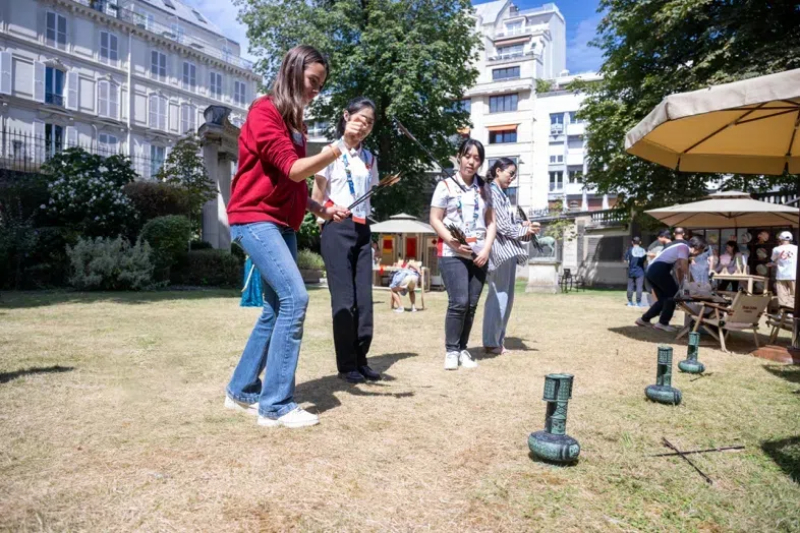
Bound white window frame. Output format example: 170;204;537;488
46;12;67;51
151;51;167;82
98;80;119;119
148;94;167;131
150;145;166;179
209;71;222;99
234;80;246;106
100;31;119;66
182;62;196;91
98;133;119;155
180;103;196;134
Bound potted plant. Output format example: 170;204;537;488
297;249;325;284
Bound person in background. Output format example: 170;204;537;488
225;45;360;429
482;157;540;354
673;227;686;242
715;240;743;292
645;230;672;304
689;245;712;285
636;236;708;333
390;259;421;313
313;96;381;384
625;236;647;307
750;230;772;293
769;231;797;310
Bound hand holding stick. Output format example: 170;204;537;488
445;223;477;258
347;173;403;211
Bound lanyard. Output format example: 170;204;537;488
455;175;480;231
341;151;357;197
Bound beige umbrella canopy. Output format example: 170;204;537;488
625;68;800;176
645;191;799;228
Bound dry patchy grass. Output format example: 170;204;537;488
0;288;799;532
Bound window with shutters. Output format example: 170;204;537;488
45;123;64;157
46;12;67;51
180;103;196;134
150;145;166;178
100;32;118;66
209;72;222;99
98;133;118;155
234;81;246;106
45;67;65;106
148;94;167;130
98;80;119;119
151;51;167;82
182;62;196;91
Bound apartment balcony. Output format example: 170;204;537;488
45;93;64;107
486;50;536;66
492;23;549;42
566;122;585;136
466;76;534;97
549;123;564;136
566;152;584;166
68;0;254;71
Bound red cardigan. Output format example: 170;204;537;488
227;97;308;231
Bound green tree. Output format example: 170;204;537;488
155;136;216;225
579;0;800;218
235;0;481;218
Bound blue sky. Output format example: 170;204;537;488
182;0;604;73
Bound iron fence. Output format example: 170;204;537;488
0;128;162;180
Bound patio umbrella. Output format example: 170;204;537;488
645;191;799;228
625;68;800;354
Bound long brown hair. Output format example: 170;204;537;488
271;45;328;133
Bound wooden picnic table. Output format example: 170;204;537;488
712;273;767;294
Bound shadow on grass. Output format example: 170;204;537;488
0;365;75;384
763;365;800;384
0;286;329;309
762;436;800;484
527;451;579;467
296;352;417;414
505;337;538;352
608;325;773;352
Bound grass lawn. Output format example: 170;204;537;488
1;287;799;532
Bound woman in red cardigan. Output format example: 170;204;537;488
225;45;367;429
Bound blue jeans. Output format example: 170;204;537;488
227;222;309;418
627;275;644;303
439;256;487;352
483;258;517;348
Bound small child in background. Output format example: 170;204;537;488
390;259;421;313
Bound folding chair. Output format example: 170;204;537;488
681;293;771;353
767;307;794;344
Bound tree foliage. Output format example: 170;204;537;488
579;0;800;217
235;0;481;218
155;136;216;222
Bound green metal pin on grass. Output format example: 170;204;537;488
678;332;706;374
528;373;580;464
645;346;682;405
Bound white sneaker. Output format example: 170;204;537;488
224;395;258;416
459;350;478;369
653;323;677;333
444;351;460;370
258;407;319;429
410;306;417;313
394;307;404;313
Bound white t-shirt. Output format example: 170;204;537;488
430;174;492;258
651;242;689;266
316;146;379;223
771;244;797;281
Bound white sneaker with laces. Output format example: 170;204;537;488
444;351;460;370
394;307;404;313
653;322;677;333
258;407;319;428
224;395;258;416
459;350;478;369
410;306;417;313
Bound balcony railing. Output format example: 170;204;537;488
487;50;535;62
45;93;64;106
69;0;254;71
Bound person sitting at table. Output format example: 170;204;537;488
636;236;708;333
715;240;744;292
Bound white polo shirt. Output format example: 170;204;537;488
316;146;379;223
430;173;492;258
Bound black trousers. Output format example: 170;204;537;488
320;219;373;372
439;256;487;352
642;262;678;325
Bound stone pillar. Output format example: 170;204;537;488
198;105;240;249
602;193;609;210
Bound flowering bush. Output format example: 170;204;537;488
67;236;156;290
41;148;139;237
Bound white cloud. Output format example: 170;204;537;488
566;15;604;74
180;0;258;63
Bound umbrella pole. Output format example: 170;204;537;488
793;178;800;353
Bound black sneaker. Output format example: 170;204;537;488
338;370;365;384
358;365;381;381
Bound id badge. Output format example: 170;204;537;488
352;203;367;225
